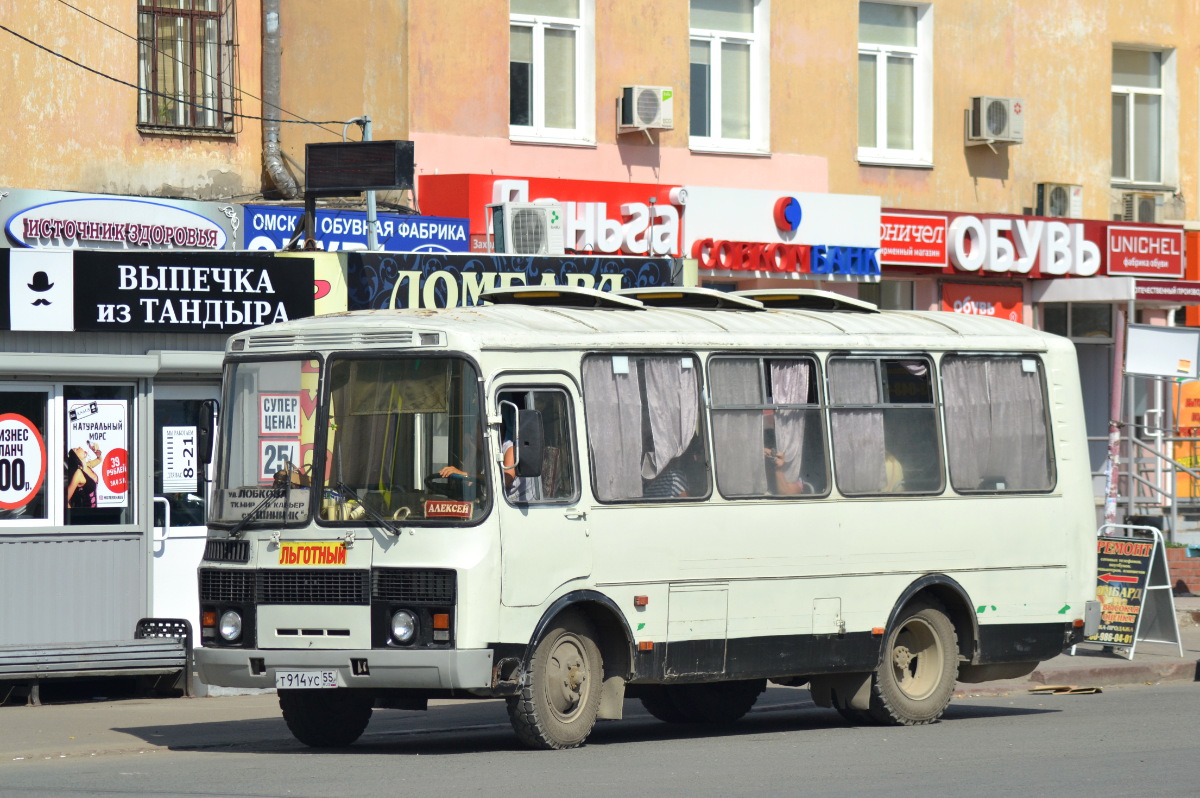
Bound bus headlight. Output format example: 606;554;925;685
391;610;417;644
219;610;243;641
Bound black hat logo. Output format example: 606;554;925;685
28;271;53;306
28;271;54;292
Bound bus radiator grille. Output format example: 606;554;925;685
372;568;457;604
199;568;371;605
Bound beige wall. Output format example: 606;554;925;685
829;1;1197;222
0;0;263;200
3;0;1194;218
276;0;410;193
399;0;1199;223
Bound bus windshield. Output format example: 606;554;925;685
211;355;489;529
212;357;320;528
323;356;489;525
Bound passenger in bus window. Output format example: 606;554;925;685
644;458;690;497
884;452;905;492
643;435;703;498
765;447;812;495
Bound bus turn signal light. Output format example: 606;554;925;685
432;613;450;630
872;627;885;636
201;611;217;628
638;641;654;651
633;595;648;607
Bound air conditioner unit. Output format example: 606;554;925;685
1121;192;1163;224
618;85;674;133
967;96;1024;144
489;202;566;255
1035;183;1083;219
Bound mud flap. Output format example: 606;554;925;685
809;672;873;711
597;675;626;719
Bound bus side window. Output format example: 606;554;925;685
829;356;943;496
581;354;710;502
710;356;827;499
942;355;1055;493
497;389;578;504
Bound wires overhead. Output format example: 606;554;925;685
2;8;345;133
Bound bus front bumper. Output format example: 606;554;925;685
195;646;496;691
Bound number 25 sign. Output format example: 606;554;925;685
260;440;300;483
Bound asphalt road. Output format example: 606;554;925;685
2;682;1196;798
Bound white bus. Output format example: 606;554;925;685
194;286;1100;750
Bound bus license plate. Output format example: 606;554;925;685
275;670;339;689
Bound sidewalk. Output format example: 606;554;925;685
1;601;1196;764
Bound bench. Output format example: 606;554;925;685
0;618;192;706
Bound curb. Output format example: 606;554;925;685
954;660;1199;697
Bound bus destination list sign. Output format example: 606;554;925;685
1089;536;1155;648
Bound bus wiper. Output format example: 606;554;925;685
228;484;285;539
227;460;307;539
334;481;402;537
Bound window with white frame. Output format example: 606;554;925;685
1112;48;1168;185
857;2;932;166
689;0;769;153
137;0;236;132
509;0;595;143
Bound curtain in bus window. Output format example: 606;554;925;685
771;360;810;485
943;357;1052;491
829;359;886;494
711;358;767;496
582;357;644;500
641;357;699;481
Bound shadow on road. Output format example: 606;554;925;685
109;691;1059;757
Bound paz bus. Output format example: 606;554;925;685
194;286;1100;750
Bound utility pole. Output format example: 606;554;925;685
343;115;379;251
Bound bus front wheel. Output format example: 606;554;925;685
868;600;957;725
278;689;374;747
507;612;603;750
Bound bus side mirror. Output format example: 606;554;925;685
515;409;544;478
197;399;219;472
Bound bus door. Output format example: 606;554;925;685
493;381;590;607
151;383;219;636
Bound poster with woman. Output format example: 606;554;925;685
65;398;129;508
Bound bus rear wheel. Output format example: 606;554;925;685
278;689;374;747
507;612;603;750
867;600;957;725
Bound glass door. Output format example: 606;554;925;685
152;383;219;637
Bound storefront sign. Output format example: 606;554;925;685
66;399;128;508
419;174;681;256
242;205;469;253
0;413;46;510
71;251;314;333
940;282;1022;322
2;188;237;250
1090;536;1153;647
1134;279;1200;303
689;238;880;277
348;252;673;309
880;213;948;267
949;216;1100;276
1106;225;1185;278
679;187;881;281
161;426;198;494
